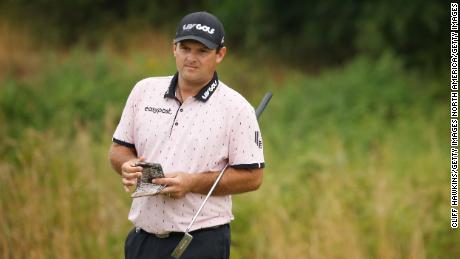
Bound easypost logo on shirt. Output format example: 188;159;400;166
183;24;215;35
144;106;172;114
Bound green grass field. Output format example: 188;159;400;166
0;23;457;258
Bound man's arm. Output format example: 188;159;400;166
108;143;143;191
154;167;263;198
194;167;264;195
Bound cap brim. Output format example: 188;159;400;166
174;35;218;49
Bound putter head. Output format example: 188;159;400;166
171;232;193;259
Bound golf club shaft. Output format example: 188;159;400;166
185;92;273;232
185;164;228;232
255;92;273;119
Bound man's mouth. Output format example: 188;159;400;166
184;65;198;69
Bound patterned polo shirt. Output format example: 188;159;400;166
112;72;265;234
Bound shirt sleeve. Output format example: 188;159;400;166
228;103;265;169
112;82;142;148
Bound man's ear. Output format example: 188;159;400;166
216;46;227;64
173;42;177;57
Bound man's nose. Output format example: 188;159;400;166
185;51;198;63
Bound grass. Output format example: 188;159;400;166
0;20;456;258
241;107;450;259
0;128;128;258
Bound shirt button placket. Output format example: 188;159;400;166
176;107;184;126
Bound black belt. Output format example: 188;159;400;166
136;224;229;239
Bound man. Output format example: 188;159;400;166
109;11;265;259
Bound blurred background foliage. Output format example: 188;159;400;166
0;1;455;259
0;0;448;72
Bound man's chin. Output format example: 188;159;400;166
181;73;202;83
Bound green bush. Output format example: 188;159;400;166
0;48;171;139
262;52;442;158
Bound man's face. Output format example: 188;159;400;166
173;40;226;86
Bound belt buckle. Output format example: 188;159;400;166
155;233;170;239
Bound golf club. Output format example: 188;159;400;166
171;92;273;259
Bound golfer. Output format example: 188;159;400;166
109;11;265;259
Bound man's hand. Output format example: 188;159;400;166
121;157;145;192
154;172;196;199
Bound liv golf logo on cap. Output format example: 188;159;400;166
174;11;225;49
183;24;215;35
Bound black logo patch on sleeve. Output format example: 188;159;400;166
255;131;262;149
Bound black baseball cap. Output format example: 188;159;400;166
174;11;225;49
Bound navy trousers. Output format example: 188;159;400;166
125;224;230;259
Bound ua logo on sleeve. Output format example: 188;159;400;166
254;131;262;149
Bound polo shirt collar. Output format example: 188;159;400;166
164;72;219;102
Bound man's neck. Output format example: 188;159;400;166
177;74;214;100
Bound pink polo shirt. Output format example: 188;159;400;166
113;72;265;234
